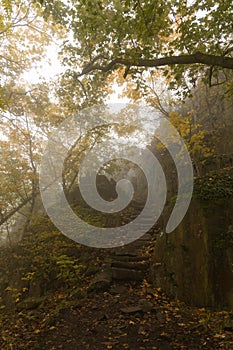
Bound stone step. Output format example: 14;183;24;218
111;267;145;281
138;238;156;245
127;240;147;249
137;233;152;241
131;200;144;207
112;251;137;257
111;260;149;271
135;227;157;234
111;255;149;262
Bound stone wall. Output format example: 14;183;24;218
151;197;233;309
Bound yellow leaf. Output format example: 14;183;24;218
214;334;225;339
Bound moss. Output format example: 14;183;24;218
193;168;233;201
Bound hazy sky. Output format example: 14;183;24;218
22;42;128;104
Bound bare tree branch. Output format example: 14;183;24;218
0;195;35;227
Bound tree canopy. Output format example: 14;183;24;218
1;0;233;239
37;0;233;92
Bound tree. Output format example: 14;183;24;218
0;1;62;240
0;0;57;111
38;0;233;94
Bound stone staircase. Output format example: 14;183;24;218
88;203;160;291
110;230;158;282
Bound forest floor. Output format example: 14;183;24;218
1;241;233;350
1;277;233;350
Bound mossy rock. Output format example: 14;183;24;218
16;297;44;311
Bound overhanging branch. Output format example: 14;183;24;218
79;52;233;77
